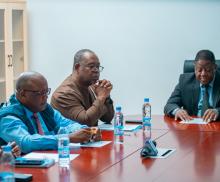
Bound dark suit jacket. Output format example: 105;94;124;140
164;71;220;119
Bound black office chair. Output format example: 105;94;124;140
183;59;220;73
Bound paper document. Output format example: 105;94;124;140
180;118;207;124
23;152;79;162
149;148;176;159
98;123;142;131
70;141;111;148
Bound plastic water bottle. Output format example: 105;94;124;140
114;106;124;143
142;98;151;139
58;127;70;168
0;145;15;182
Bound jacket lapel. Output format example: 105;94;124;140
192;79;200;114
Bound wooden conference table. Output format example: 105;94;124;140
14;115;220;182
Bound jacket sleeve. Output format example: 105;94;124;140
0;116;58;153
99;98;114;124
164;75;183;116
51;90;114;126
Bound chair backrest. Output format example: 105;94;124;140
183;59;220;73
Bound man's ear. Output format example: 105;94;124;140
74;63;80;72
19;90;26;97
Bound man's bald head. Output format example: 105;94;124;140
16;72;46;91
15;71;49;113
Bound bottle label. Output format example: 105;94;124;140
58;137;70;159
114;113;124;136
58;146;70;158
114;125;124;136
142;103;151;123
143;117;151;126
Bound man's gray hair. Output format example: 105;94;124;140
73;49;96;69
16;71;43;91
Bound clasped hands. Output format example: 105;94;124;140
175;108;218;122
69;127;102;144
94;79;113;101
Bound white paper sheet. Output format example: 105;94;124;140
149;148;176;159
69;141;111;148
23;152;79;162
180;118;207;124
98;123;142;131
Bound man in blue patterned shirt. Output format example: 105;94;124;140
0;71;100;153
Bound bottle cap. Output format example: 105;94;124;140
2;145;12;152
115;106;122;111
144;98;149;102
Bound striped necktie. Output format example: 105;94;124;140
32;113;44;135
201;85;210;116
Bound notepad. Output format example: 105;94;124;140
23;152;79;163
70;141;111;148
180;118;207;124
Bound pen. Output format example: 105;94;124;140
162;149;172;157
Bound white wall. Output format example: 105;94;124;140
27;0;220;115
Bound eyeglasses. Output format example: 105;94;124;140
195;66;215;73
194;62;216;74
81;64;104;72
23;88;51;96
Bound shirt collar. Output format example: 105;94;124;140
23;107;35;119
14;96;36;118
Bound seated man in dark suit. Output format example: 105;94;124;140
0;71;100;153
164;50;220;122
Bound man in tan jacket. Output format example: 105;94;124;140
51;49;114;126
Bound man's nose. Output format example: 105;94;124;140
201;69;207;75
